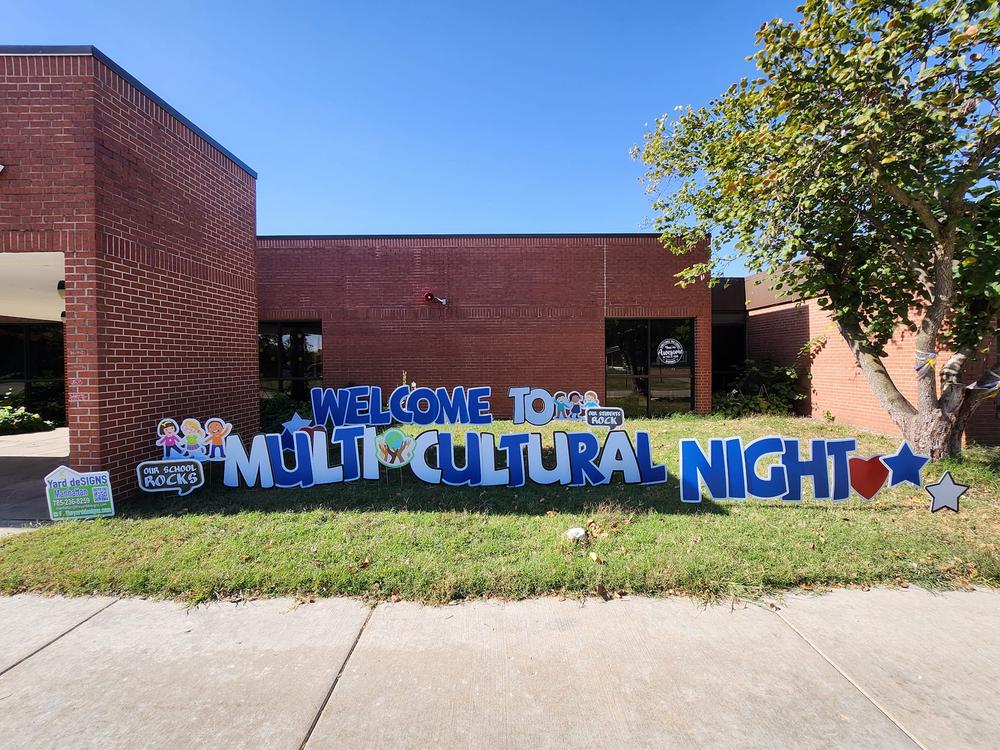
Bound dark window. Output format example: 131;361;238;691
711;319;747;392
258;322;322;401
0;323;65;423
605;318;694;418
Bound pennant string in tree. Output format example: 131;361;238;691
914;350;936;377
965;368;1000;397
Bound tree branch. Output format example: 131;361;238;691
939;347;973;412
948;129;1000;212
836;320;917;424
866;156;945;241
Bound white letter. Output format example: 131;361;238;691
410;430;442;484
224;435;274;488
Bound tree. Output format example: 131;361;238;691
635;0;1000;458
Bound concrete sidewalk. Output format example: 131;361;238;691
0;589;996;749
0;427;69;528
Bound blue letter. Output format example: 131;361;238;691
407;387;439;426
369;387;392;426
744;436;788;498
567;432;603;486
332;425;365;481
389;385;413;424
499;433;530;487
725;438;747;499
311;387;348;429
344;386;372;425
826;439;856;501
265;433;314;488
439;432;482;486
468;386;492;424
679;438;727;502
635;431;667;485
437;386;470;424
781;438;830;501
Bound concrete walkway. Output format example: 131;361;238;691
0;589;996;749
0;427;69;529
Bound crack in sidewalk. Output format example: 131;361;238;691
771;607;929;750
0;598;120;679
299;605;375;750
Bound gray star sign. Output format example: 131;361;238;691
926;471;968;513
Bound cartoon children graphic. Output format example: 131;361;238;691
567;391;584;420
201;417;233;461
180;418;206;459
583;390;600;411
553;391;570;420
156;418;185;459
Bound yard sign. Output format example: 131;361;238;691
43;465;115;521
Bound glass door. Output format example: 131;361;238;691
605;318;693;418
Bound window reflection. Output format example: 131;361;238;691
258;322;322;401
605;318;693;418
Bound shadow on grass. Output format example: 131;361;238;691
124;459;729;519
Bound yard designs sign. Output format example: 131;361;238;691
44;465;115;520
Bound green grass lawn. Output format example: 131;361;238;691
2;415;998;604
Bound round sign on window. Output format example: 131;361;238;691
657;338;685;365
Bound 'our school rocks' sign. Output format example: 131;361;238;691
223;385;665;489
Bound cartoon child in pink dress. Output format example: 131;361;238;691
156;418;185;459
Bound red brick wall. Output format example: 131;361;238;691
0;53;101;472
748;298;999;445
89;56;258;491
1;50;259;495
256;235;712;417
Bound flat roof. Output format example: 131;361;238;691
0;45;256;178
258;233;662;240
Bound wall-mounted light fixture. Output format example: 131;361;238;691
424;291;448;305
57;279;66;300
0;164;5;174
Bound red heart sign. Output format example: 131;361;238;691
849;455;889;499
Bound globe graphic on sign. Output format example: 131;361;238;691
376;428;415;468
657;338;684;365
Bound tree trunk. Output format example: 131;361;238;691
835;322;975;460
902;406;968;460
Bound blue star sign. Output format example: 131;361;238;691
880;442;929;488
280;412;313;452
926;471;967;513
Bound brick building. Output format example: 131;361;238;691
0;46;996;500
0;46;258;495
744;274;1000;446
0;46;713;496
255;234;711;420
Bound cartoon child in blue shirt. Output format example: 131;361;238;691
553;391;570;420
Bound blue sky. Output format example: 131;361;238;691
6;1;797;245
